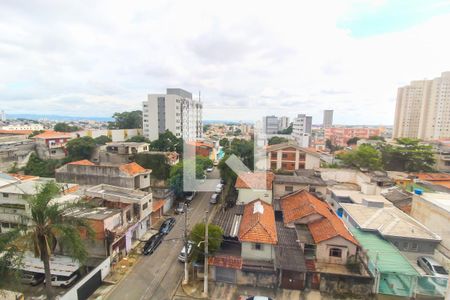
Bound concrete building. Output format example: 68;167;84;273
0;124;44;131
0;134;35;172
96;142;150;165
142;88;202;141
273;170;327;199
235;172;274;205
292;114;312;147
325;127;381;147
323;110;333;128
263;116;279;134
55;160;151;191
266;142;321;172
0;110;5;122
33;131;73;160
278;116;290;131
393;71;450;140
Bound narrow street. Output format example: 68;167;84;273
106;169;220;300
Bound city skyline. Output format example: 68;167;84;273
1;1;450;125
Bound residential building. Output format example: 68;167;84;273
0;134;35;172
235;171;274;205
55;160;151;190
414;172;450;189
278;116;290;131
266;142;321;172
323;110;333;128
280;190;358;265
393;71;450;140
273;170;327;199
429;140;450;172
96;142;150;165
263;116;279;134
324;127;381;147
76;128;142;142
0;110;5;122
33;131;73;159
0;124;44;131
292;114;312;147
186;141;214;158
142;88;202;141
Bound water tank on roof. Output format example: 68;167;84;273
414;188;423;195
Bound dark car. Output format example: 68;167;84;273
159;217;176;235
143;233;164;255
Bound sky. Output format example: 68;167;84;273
1;0;450;125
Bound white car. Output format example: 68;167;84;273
46;274;78;288
215;183;224;193
206;166;214;172
178;241;194;262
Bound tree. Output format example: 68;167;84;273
54;123;81;132
347;137;360;146
219;138;229;148
368;135;386;142
150;130;182;153
268;136;288;145
225;139;254;171
189;223;223;262
126;135;150;143
94;135;112;145
22;182;93;299
278;124;293;134
218;154;238;184
108;111;142;129
135;153;170;180
0;230;22;289
169;157;208;197
66;136;96;161
203;124;211;133
380;138;435;172
23;153;61;177
338;144;382;171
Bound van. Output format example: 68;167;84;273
47;274;78;288
209;193;219;204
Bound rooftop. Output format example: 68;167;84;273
330;188;393;206
341;203;440;241
86;184;151;203
274;172;326;186
275;221;307;272
212;205;244;238
64;206;121;220
265;142;320;157
119;162;149;175
239;200;277;244
68;159;96;166
106;142;150;147
32;131;73;139
416;192;450;213
235;171;274;190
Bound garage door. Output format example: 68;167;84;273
216;267;236;283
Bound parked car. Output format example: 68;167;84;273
220;178;226;185
245;297;273;300
206;166;214;172
159;217;176;235
45;274;78;288
20;272;45;286
417;256;448;285
143;233;164;255
185;191;196;202
178;241;194;262
175;202;185;214
209;193;219;204
215;183;224;193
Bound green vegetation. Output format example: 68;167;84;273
126;135;150;143
219;138;229;147
108;110;143;129
150;130;182;153
338;144;382;171
278;124;293;134
0;230;22;289
94;135;112;145
23;153;62;177
53;122;81;132
135;153;170;180
268;136;288;145
368;135;385;141
189;223;223;261
346;137;360;146
66;136;96;161
325;139;342;153
223;139;254;171
168;156;210;197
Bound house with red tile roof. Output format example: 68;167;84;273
265;142;321;172
33;131;73;159
56;160;151;191
280;189;358;264
235;171;274;205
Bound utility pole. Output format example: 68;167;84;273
183;203;189;284
203;209;209;298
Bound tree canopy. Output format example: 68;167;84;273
150;130;182;153
169;156;210;197
278;124;293;134
108;110;142;129
189;223;223;262
219;138;229;147
94;135;112;145
54;122;81;132
135;153;170;180
338;144;382;171
346;137;360;146
23;153;62;177
126;135;150;143
66;136;96;161
268;136;288;145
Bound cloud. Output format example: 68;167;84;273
0;0;450;125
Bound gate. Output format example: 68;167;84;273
215;267;236;283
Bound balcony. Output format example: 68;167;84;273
48;143;66;149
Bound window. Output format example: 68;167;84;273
2;193;8;198
142;203;148;210
252;243;263;251
51;150;56;154
282;153;288;159
285;186;294;192
143;175;148;179
329;248;342;258
309;187;316;193
402;241;409;250
411;242;418;251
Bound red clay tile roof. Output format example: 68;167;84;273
33;131;72;139
208;255;242;270
186;141;213;148
152;200;165;212
280;190;358;245
0;130;34;135
239;200;277;244
235;171;274;190
119;162;149;175
68;159;95;166
415;173;450;181
7;173;39;181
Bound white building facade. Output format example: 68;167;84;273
292;114;312;147
323;110;333;128
142;88;202;141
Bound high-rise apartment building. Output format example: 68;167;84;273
278;116;290;131
263;115;279;134
323;110;333;128
292;114;312;147
142;88;202;141
0;110;5;122
394;71;450;140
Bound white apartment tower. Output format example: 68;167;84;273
323;110;333;128
263;115;279;134
278;116;290;131
142;88;202;141
292;114;312;147
393;71;450;140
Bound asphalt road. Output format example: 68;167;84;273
107;169;220;300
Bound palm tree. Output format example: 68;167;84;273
21;181;93;299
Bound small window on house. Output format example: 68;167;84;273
252;243;263;251
51;150;56;154
285;186;294;192
411;242;418;251
2;193;9;198
142;203;148;210
329;248;342;258
143;175;148;179
309;187;316;193
403;241;409;250
282;153;288;159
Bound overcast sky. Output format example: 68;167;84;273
1;0;450;125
